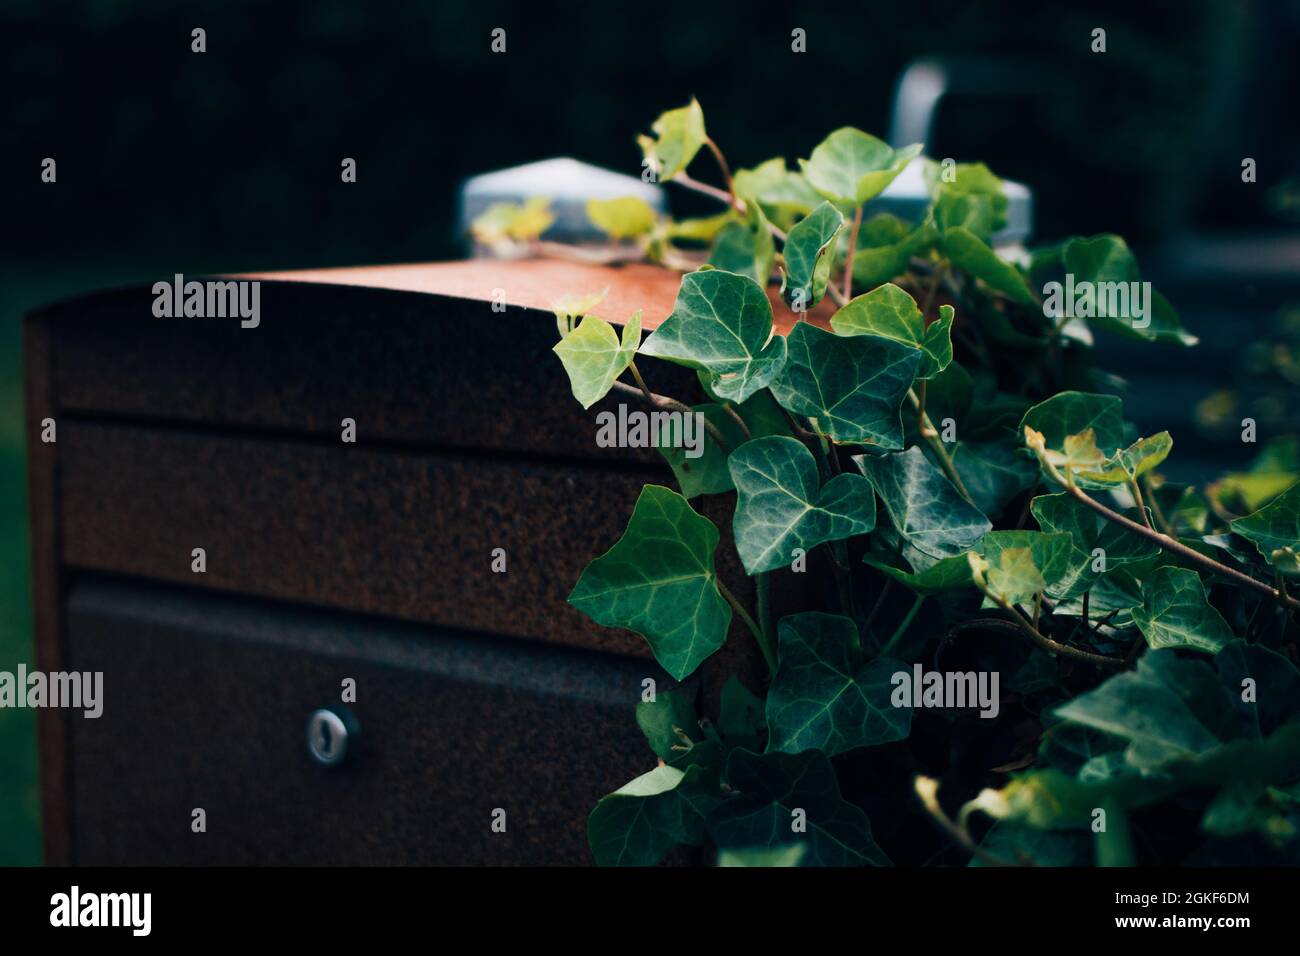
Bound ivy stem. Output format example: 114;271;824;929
882;594;925;656
1144;476;1175;535
915;777;1020;867
842;205;863;301
965;584;1124;667
1128;476;1155;530
669;171;788;243
907;388;975;506
1036;456;1300;613
704;137;735;203
719;402;752;441
610;377;732;453
716;577;776;674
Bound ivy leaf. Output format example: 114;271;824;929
981;547;1045;606
708;200;775;286
717;845;806;867
941;227;1037;307
1215;642;1300;739
587;764;718;866
1020;392;1127;484
779;201;844;311
728;436;877;574
637;98;707;181
1054;651;1237;771
1230;481;1300;577
769;323;921;446
830;282;954;379
568;485;731;680
1050;569;1143;627
660;391;789;499
1061;234;1197;346
977;530;1081;603
929;162;1009;242
766;612;911;756
636;689;707;767
1077;432;1173;487
733;157;822;231
856;446;992;559
470;196;555;248
707;748;890;866
719;676;767;753
862;552;973;595
552;311;641;408
1131;566;1235;655
951;440;1038;519
851;214;937;288
640;269;787;404
1031;492;1159;587
586;196;658;240
799;128;922;207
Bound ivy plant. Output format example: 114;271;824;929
510;101;1300;866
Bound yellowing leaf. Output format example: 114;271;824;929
586;196;658;240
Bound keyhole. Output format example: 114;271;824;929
317;719;333;756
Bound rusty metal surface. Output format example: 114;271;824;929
58;421;758;661
67;578;673;865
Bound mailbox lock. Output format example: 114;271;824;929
306;707;358;767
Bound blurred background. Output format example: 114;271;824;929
2;0;1299;863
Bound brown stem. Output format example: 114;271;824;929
670;171;788;243
704;137;735;202
610;379;732;453
719;402;752;442
1055;478;1300;613
1128;477;1154;530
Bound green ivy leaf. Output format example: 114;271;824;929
586;196;658;240
551;312;641;408
1230;481;1300;577
766;612;911;756
941;227;1038;307
733;157;822;231
1215;642;1300;738
719;676;767;753
1061;235;1197;346
729;436;877;574
660;391;789;499
708;200;775;286
850;214;936;288
636;689;706;767
1020;392;1127;485
862;552;973;595
568;485;731;680
856;446;992;559
799;128;922;207
1031;493;1159;592
1131;566;1235;655
587;764;717;866
638;98;707;181
830;282;954;379
707;748;890;866
929;162;1009;243
951;439;1038;519
640;269;787;404
779;201;844;311
769;323;921;446
1054;651;1237;771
